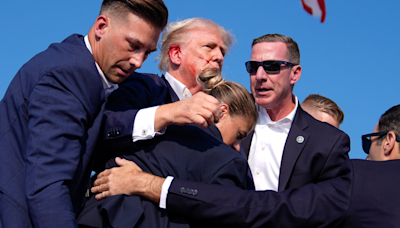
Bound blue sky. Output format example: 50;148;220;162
1;0;399;159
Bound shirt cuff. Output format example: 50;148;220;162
159;176;174;209
132;106;166;142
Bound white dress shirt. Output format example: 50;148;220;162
132;72;192;142
84;36;118;97
248;96;298;191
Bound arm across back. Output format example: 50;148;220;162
167;158;353;228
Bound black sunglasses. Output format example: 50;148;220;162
361;131;400;154
245;60;297;74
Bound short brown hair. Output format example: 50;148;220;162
302;94;344;125
100;0;168;29
252;34;300;65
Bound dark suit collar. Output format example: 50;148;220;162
278;105;310;191
204;124;223;142
161;75;179;103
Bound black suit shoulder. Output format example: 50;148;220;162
106;72;170;111
340;159;400;228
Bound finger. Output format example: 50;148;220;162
96;169;111;179
190;114;210;129
204;104;222;123
93;176;108;187
195;107;216;127
115;157;127;166
116;157;143;171
91;182;108;194
95;190;110;200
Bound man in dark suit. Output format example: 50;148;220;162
0;1;167;227
99;18;232;147
88;18;236;192
77;19;249;227
241;34;350;191
92;104;400;228
79;122;250;228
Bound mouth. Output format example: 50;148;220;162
201;66;220;73
256;88;272;92
117;67;134;77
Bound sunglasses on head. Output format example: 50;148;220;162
245;60;297;74
361;131;400;154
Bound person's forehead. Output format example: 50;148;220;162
250;42;288;60
187;27;223;42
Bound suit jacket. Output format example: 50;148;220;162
241;105;351;191
78;124;251;228
0;34;106;228
165;159;400;228
100;72;177;143
78;73;252;228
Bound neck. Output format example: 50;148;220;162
87;27;97;60
265;94;296;121
167;69;202;95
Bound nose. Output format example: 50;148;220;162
233;142;241;152
129;52;147;70
212;49;224;65
255;65;267;81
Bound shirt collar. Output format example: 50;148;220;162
258;95;299;128
164;72;192;100
84;35;118;97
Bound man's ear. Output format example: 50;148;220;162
93;15;109;40
383;131;396;157
169;45;182;66
290;65;302;85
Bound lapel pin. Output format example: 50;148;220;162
296;136;304;144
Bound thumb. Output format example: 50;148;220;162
115;157;128;166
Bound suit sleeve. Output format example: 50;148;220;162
101;74;170;142
167;159;353;228
25;69;102;228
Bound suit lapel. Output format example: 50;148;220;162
161;75;179;103
278;106;309;191
241;130;254;158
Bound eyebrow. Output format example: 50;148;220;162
127;37;157;53
221;44;228;53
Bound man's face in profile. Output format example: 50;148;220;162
179;27;226;80
95;13;161;84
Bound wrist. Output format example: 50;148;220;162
140;172;164;203
154;104;174;131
